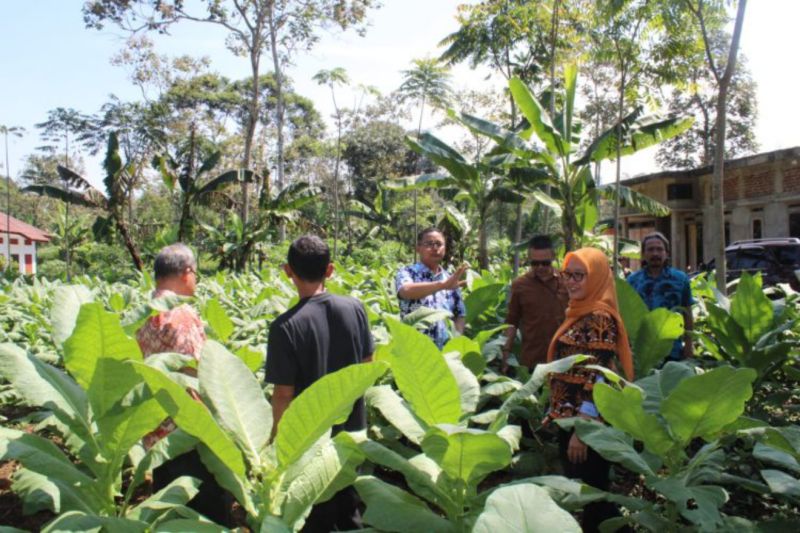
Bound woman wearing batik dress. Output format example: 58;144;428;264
545;247;635;533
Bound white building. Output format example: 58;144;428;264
0;211;51;275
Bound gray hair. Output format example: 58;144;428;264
154;243;196;280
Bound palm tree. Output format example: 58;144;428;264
1;125;25;272
313;67;350;259
397;58;452;250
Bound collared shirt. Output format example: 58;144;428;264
136;289;206;448
395;262;467;349
626;266;694;360
506;271;569;368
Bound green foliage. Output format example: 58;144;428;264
616;278;684;377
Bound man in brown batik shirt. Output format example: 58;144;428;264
502;235;569;371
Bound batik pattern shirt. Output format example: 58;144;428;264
626;267;694;360
546;312;618;422
136;290;206;448
395;262;467;349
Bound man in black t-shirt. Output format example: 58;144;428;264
266;235;373;531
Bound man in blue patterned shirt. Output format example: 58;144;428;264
626;232;694;361
396;227;468;348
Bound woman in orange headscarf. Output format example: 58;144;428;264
545;247;633;533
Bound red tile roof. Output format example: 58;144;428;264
0;211;51;242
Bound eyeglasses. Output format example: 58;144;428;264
561;270;587;282
421;241;445;249
527;260;553;267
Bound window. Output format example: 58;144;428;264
753;219;763;239
667;183;693;200
725;222;731;246
10;238;18;245
790;213;800;238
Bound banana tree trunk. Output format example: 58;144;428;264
478;212;489;271
113;209;143;272
512;202;523;275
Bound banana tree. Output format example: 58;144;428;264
23;132;145;271
401;133;535;270
346;185;402;241
152;132;257;242
450;65;692;251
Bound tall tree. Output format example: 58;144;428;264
313;67;350;258
656;33;757;169
397;58;452;251
84;0;378;233
678;0;748;294
1;125;25;272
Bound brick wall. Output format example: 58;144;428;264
723;176;738;202
784;166;800;193
743;168;773;197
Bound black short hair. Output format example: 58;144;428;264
154;243;196;280
288;235;330;282
528;235;553;250
417;227;444;244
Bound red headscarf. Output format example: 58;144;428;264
546;247;634;380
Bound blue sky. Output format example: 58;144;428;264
2;0;799;187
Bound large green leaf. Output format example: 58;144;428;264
382;318;461;426
616;278;648;339
632;308;684;378
593;384;674;457
198;340;271;467
96;388;167;487
51;285;94;346
280;433;366;529
195;444;254;516
704;303;749;363
63;302;143;418
354;476;455;533
131;362;246;477
509;77;564;156
651;478;727;528
661;366;756;444
0;344;90;428
125;430;198;505
126;476;200;524
450;110;532;156
364;385;427;445
730;273;774;345
635;362;696;414
421;425;511;486
572;419;656;477
22;184;100;208
406;133;477;185
0;428;104;514
490;355;588;431
444;353;480;415
41;511;147;533
761;469;800;498
356;438;456;515
465;283;504;325
202;299;234;342
472;483;581;533
275;361;388;467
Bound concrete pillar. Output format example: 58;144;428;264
764;202;788;237
670;212;684;269
688;223;698;268
731;206;750;242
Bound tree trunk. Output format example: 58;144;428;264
114;208;144;271
414;95;426;262
613;76;626;278
478;213;489;271
64;132;72;281
268;7;287;243
711;0;748;294
513;202;523;273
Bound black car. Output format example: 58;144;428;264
701;238;800;290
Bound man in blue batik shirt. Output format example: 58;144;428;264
396;227;468;349
627;232;694;361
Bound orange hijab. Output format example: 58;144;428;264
546;247;634;381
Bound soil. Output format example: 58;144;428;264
0;461;55;532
